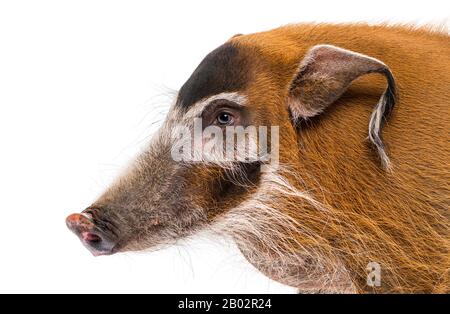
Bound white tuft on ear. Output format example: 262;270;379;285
287;44;397;170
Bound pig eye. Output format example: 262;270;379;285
216;112;234;125
203;99;243;126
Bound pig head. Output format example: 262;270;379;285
66;24;450;293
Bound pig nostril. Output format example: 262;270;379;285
82;232;102;243
67;212;116;255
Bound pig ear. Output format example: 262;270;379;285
288;44;397;170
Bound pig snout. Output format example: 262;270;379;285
66;213;117;256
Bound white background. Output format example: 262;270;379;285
0;0;448;293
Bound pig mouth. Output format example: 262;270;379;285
66;212;118;256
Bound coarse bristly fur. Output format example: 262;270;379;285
67;23;450;294
211;163;449;293
209;164;357;293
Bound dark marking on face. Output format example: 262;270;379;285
208;162;261;217
177;43;251;108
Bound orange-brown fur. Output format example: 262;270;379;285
228;24;450;293
67;23;449;294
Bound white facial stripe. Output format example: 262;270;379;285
184;92;247;119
